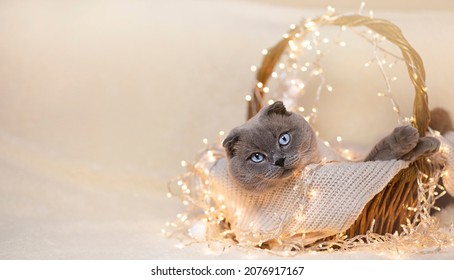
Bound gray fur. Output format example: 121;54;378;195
223;102;442;193
365;125;440;161
222;101;319;193
364;125;419;161
364;107;454;161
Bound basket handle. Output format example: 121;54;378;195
248;14;429;136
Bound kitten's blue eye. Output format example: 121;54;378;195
279;132;291;146
250;153;265;163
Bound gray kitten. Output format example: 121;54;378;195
223;101;439;193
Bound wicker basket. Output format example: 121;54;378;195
247;14;434;236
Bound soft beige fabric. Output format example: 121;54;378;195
207;131;454;246
210;157;408;245
439;131;454;197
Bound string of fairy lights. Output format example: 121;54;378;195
246;4;410;153
163;4;454;255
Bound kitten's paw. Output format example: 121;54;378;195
389;125;419;156
401;137;440;161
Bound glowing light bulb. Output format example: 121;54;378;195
288;40;297;51
305;21;316;29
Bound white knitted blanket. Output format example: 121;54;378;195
210;158;408;245
202;133;454;246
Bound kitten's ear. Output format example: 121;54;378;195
262;101;291;117
222;129;240;158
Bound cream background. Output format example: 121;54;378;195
0;0;453;259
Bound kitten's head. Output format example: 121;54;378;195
222;101;319;193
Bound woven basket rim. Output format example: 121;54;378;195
248;14;429;136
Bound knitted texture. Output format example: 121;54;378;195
189;133;454;247
209;158;409;245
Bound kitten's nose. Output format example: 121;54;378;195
274;157;285;167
